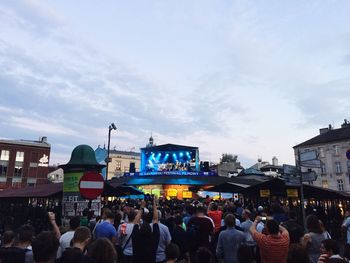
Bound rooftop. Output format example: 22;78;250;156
0;138;50;148
141;143;198;152
110;150;140;157
294;125;350;148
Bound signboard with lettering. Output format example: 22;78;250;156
64;172;83;192
167;189;178;197
287;189;298;197
182;191;193;199
260;189;270;197
300;150;317;162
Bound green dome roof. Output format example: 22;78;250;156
60;144;105;170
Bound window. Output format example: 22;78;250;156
334;145;339;155
115;161;122;171
14;151;24;177
15;151;24;162
319;147;325;158
338;179;344;191
322;180;328;188
0;150;10;161
335;162;342;174
348;161;350;172
0;150;9;176
321;164;326;174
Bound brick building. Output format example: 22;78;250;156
0;137;51;189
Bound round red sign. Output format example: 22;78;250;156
79;171;104;200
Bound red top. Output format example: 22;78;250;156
207;210;222;233
253;231;289;263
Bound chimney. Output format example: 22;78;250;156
272;156;278;166
341;119;350;128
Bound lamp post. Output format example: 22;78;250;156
106;123;117;182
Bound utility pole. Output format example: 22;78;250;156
106;123;117;182
297;149;307;230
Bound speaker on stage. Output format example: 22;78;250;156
203;161;209;172
130;162;136;173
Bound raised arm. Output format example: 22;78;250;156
48;212;61;239
153;197;159;224
134;200;146;224
249;216;260;236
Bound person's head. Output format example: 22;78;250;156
128;210;137;222
224;214;236;228
69;216;80;231
287;244;310;263
320;239;339;256
196;206;205;216
211;203;218;211
306;215;322;234
237;244;255;263
32;231;59;263
265;219;279;235
196;247;214;263
3;230;15;247
174;215;183;226
72;226;91;247
105;210;115;222
242;209;251;220
102;208;112;220
87;238;118;263
165;243;180;262
18;224;35;245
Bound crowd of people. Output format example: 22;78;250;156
0;196;350;263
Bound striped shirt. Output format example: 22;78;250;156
252;230;289;263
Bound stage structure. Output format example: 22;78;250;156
120;143;218;199
124;144;215;177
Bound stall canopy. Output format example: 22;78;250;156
0;182;143;199
0;183;62;198
205;182;254;193
104;182;144;197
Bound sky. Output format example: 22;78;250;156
0;0;349;167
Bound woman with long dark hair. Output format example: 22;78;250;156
301;215;325;263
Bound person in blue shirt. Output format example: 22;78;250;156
95;211;117;244
216;213;246;263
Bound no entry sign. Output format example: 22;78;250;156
79;171;104;200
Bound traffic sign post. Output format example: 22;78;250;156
79;171;105;200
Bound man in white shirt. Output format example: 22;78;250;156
57;216;80;258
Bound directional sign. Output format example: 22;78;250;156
79;171;104;200
346;149;350;160
300;150;317;162
301;159;323;168
283;164;298;175
302;171;317;182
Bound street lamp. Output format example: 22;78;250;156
106;123;117;182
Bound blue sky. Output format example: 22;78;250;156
0;0;349;167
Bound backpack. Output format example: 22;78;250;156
187;224;199;251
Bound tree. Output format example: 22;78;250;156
220;153;238;164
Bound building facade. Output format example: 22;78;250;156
108;150;140;179
294;120;350;192
0;137;51;189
